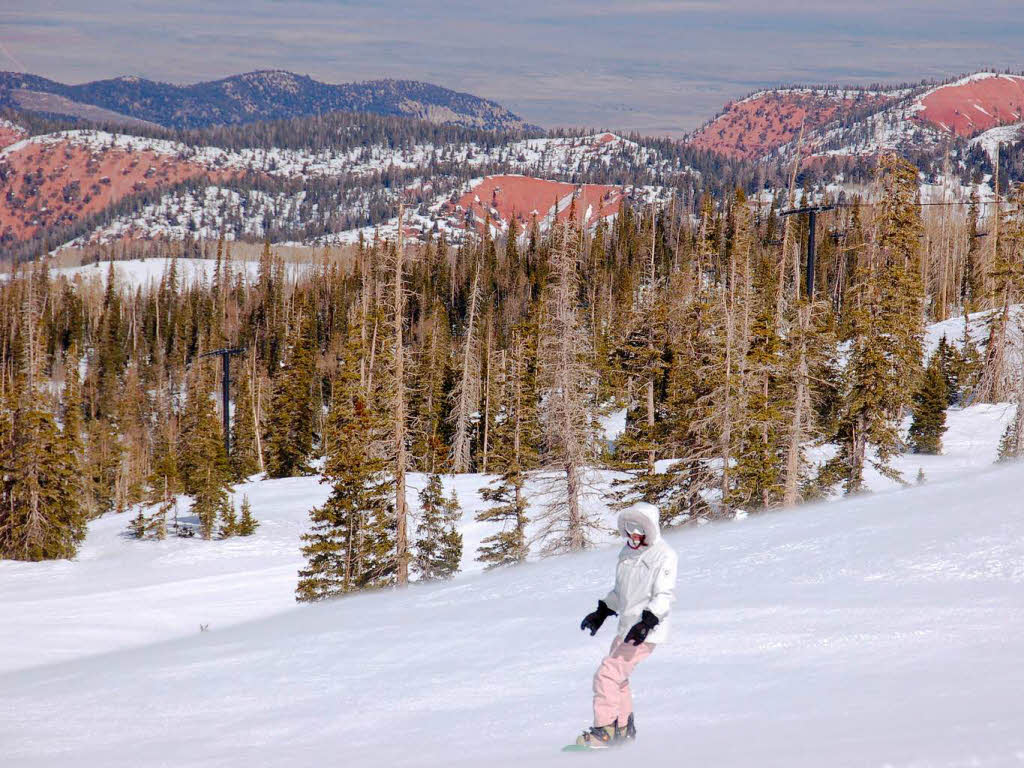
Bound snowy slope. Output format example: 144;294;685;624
3;458;1024;767
970;122;1024;160
0;399;1014;676
17;257;316;290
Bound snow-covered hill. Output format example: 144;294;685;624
3;451;1024;766
693;72;1024;162
20;130;687;248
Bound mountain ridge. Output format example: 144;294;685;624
0;69;536;132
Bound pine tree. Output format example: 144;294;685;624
730;294;787;509
237;495;259;536
611;219;666;478
0;281;87;561
264;305;317;477
908;351;948;454
997;365;1024;462
644;280;727;524
0;390;87;561
296;333;394;602
476;329;538;568
150;486;171;540
219;499;238;538
194;468;230;540
823;154;924;493
129;509;147;539
413;475;463;581
179;362;231;539
230;360;260;480
409;299;452;473
934;335;962;406
83;416;121;518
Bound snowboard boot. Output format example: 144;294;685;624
575;722;617;749
616;713;636;743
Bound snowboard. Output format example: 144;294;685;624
562;743;623;752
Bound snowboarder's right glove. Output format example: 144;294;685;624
624;609;659;646
580;600;616;636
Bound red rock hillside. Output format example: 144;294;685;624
0;136;234;246
914;74;1024;136
446;175;627;233
687;90;893;160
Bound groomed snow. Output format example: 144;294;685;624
3;453;1024;766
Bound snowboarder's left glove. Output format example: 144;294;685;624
624;609;659;646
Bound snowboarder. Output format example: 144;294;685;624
573;502;677;749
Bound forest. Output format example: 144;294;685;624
2;154;1024;605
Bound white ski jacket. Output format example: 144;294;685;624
602;503;678;644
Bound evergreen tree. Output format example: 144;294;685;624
477;466;530;569
83;417;121;518
230;360;260;480
997;365;1024;463
641;281;726;524
823;154;924;493
476;329;538;568
997;412;1024;462
908;352;948;454
296;333;394;602
178;362;231;539
934;335;962;406
413;474;463;581
730;294;787;509
237;495;259;536
219;499;238;538
0;390;87;560
409;299;452;473
264;305;317;477
129;509;147;539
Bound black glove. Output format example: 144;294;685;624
624;609;660;646
580;600;616;636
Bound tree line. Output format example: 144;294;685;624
3;156;1024;607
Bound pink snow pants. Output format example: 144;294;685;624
592;638;655;727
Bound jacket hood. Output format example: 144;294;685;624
617;502;661;545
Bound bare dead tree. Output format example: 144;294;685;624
782;302;812;507
393;203;409;586
449;260;482;473
535;222;602;553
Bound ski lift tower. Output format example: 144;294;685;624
780;204;835;300
199;347;247;458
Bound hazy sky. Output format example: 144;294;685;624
3;1;1023;135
